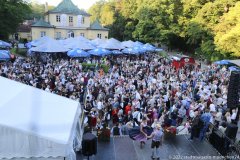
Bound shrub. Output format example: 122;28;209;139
10;48;27;57
81;63;110;73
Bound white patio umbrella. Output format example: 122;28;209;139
65;41;96;50
31;36;54;47
98;38;124;50
31;39;69;53
90;38;106;46
121;40;135;48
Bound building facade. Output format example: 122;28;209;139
31;0;109;40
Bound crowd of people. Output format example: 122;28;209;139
0;53;238;152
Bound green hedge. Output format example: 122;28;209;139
158;51;168;58
10;48;27;57
81;63;110;73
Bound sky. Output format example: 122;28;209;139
33;0;99;10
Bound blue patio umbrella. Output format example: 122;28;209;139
134;46;146;54
25;41;37;49
228;66;240;71
0;40;11;48
134;41;144;47
155;48;163;52
214;60;230;65
67;49;90;58
112;50;122;55
142;43;156;52
122;47;140;55
0;50;11;60
88;48;111;56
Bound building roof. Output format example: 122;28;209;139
17;20;34;32
17;24;31;32
31;19;54;28
48;0;90;16
89;20;109;31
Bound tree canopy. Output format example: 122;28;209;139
0;0;31;40
0;0;56;40
88;0;240;58
214;1;240;57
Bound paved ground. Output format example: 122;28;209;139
77;135;222;160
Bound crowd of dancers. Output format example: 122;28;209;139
0;53;238;159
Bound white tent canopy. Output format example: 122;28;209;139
65;41;96;50
0;77;82;160
31;36;54;47
58;38;74;45
228;59;240;67
98;38;124;50
31;39;69;53
121;40;135;48
90;38;106;46
73;36;90;43
107;38;121;44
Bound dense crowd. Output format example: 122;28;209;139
0;53;238;143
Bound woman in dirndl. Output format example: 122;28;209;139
129;117;153;148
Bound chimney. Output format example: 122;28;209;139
45;2;48;13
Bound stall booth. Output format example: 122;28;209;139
171;54;195;70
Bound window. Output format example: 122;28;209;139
81;17;85;24
80;33;85;37
69;16;73;23
40;31;46;37
69;16;73;26
97;33;102;39
56;32;61;39
56;15;60;22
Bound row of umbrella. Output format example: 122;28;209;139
27;36;162;55
214;60;240;71
0;50;11;61
0;40;12;48
0;40;13;61
66;48;149;58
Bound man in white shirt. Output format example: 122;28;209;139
97;100;103;110
209;103;216;112
231;109;237;122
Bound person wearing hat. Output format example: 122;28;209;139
147;124;164;160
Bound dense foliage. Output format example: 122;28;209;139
88;0;240;58
0;0;55;40
0;0;31;40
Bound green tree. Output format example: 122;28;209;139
88;0;106;23
108;11;126;40
133;0;182;45
27;2;55;19
214;2;240;57
0;0;31;40
100;2;115;26
87;0;240;58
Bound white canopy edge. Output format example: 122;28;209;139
0;77;82;160
228;59;240;67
